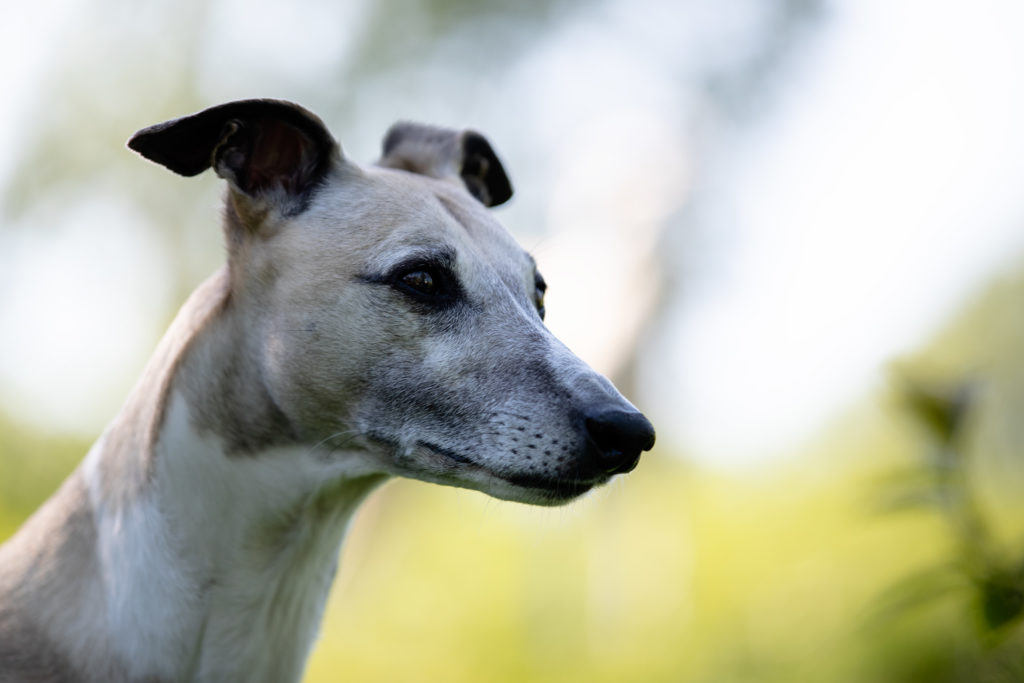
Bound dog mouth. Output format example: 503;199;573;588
501;471;598;501
416;440;600;503
416;440;475;465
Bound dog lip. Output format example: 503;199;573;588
502;472;598;500
417;440;477;465
416;441;595;501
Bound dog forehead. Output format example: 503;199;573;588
307;165;530;274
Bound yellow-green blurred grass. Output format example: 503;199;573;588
6;271;1024;679
0;416;84;540
304;410;966;683
0;407;1006;682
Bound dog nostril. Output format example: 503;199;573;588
583;409;656;475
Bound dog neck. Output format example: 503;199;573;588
25;267;385;682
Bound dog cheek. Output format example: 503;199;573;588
357;353;480;447
259;326;361;438
256;284;401;437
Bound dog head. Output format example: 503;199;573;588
129;99;654;505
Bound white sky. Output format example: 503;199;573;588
2;0;1024;470
653;0;1024;465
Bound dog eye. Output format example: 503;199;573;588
375;252;462;309
390;262;459;305
401;270;437;295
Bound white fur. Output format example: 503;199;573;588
81;392;383;682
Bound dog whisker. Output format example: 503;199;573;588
306;430;359;459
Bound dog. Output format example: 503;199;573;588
0;99;655;682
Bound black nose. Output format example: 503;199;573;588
583;408;656;475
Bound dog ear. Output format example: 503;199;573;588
127;99;338;213
379;123;513;207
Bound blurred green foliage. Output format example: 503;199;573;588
0;417;85;540
871;373;1024;679
2;2;1023;681
6;266;1024;681
301;266;1024;683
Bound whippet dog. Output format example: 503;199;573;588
0;99;655;682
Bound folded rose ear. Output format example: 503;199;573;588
378;123;513;207
128;99;339;216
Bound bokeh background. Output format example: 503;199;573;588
4;0;1024;680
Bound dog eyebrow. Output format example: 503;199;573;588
356;242;453;276
389;249;457;275
356;247;457;285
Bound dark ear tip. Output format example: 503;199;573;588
126;128;161;156
463;131;513;207
125;128;159;161
126;126;153;157
125;119;212;177
487;174;513;206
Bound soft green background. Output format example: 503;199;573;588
3;1;1024;681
